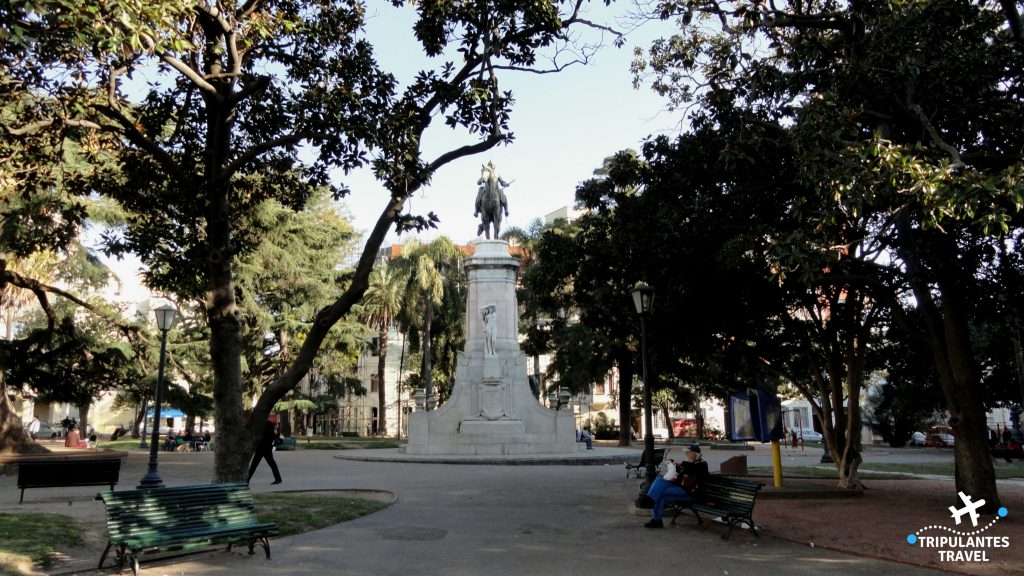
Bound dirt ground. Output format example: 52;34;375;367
753;478;1024;575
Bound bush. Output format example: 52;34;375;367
589;413;619;440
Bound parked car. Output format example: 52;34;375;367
910;432;926;446
924;432;955;447
799;429;823;442
23;421;59;439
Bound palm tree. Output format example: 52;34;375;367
362;262;405;436
398;238;462;405
502;219;546;384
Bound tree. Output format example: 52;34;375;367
0;82;116;453
11;311;139;438
526;171;642;446
5;0;619;480
636;0;1024;508
397;237;464;405
362;262;405;436
504;219;549;387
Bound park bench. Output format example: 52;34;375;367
625;448;666;478
97;482;278;576
276;436;298;451
13;454;123;504
668;475;763;540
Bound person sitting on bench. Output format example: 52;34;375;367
636;444;709;529
576;429;593;449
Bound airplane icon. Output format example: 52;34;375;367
949;491;986;527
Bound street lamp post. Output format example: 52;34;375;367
630;282;656;488
138;304;178;489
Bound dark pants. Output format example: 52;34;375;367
247;448;282;483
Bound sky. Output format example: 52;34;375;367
337;2;681;246
96;2;683;301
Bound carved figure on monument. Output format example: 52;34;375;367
474;161;510;239
481;304;497;356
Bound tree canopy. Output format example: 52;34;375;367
4;0;618;479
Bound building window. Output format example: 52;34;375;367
370;374;378;392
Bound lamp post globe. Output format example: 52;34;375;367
630;283;656;488
138;304;178;489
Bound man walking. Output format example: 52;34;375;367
27;416;40;440
247;415;283;485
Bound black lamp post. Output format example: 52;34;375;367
138;304;178;489
630;282;656;488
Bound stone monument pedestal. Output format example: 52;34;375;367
403;240;577;455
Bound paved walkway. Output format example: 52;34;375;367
0;444;954;576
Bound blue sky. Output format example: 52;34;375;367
339;2;681;245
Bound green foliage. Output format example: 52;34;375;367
5;0;628;478
394;237;465;402
234;193;364;395
589;412;619;440
629;0;1024;496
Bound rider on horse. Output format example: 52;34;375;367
475;161;510;238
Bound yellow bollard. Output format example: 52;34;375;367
771;440;783;488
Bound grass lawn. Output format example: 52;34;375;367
749;465;908;479
0;492;388;574
253;492;390;535
0;513;85;575
856;462;1024;479
99;436;403;452
752;461;1024;479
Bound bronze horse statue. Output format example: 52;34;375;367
474;161;509;239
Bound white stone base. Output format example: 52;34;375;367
403;240;580;456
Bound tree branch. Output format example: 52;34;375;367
93;104;191;185
425;133;505;174
218;131;327;185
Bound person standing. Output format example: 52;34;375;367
247;416;283;485
27;416;40;440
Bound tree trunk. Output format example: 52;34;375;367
1012;333;1024;411
899;225;1000;512
377;325;389;436
77;402;90;439
615;349;634;447
132;395;147;439
421;303;434;404
0;382;46;454
206;96;251;483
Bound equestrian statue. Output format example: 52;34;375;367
474;161;510;239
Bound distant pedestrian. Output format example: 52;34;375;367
247;416;283;485
27;416;40;441
576;429;593;450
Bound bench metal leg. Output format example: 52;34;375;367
248;536;272;559
19;488;24;505
97;541;113;569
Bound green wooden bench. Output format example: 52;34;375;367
97;482;278;576
625;448;666;478
669;475;763;539
276;436;298;451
